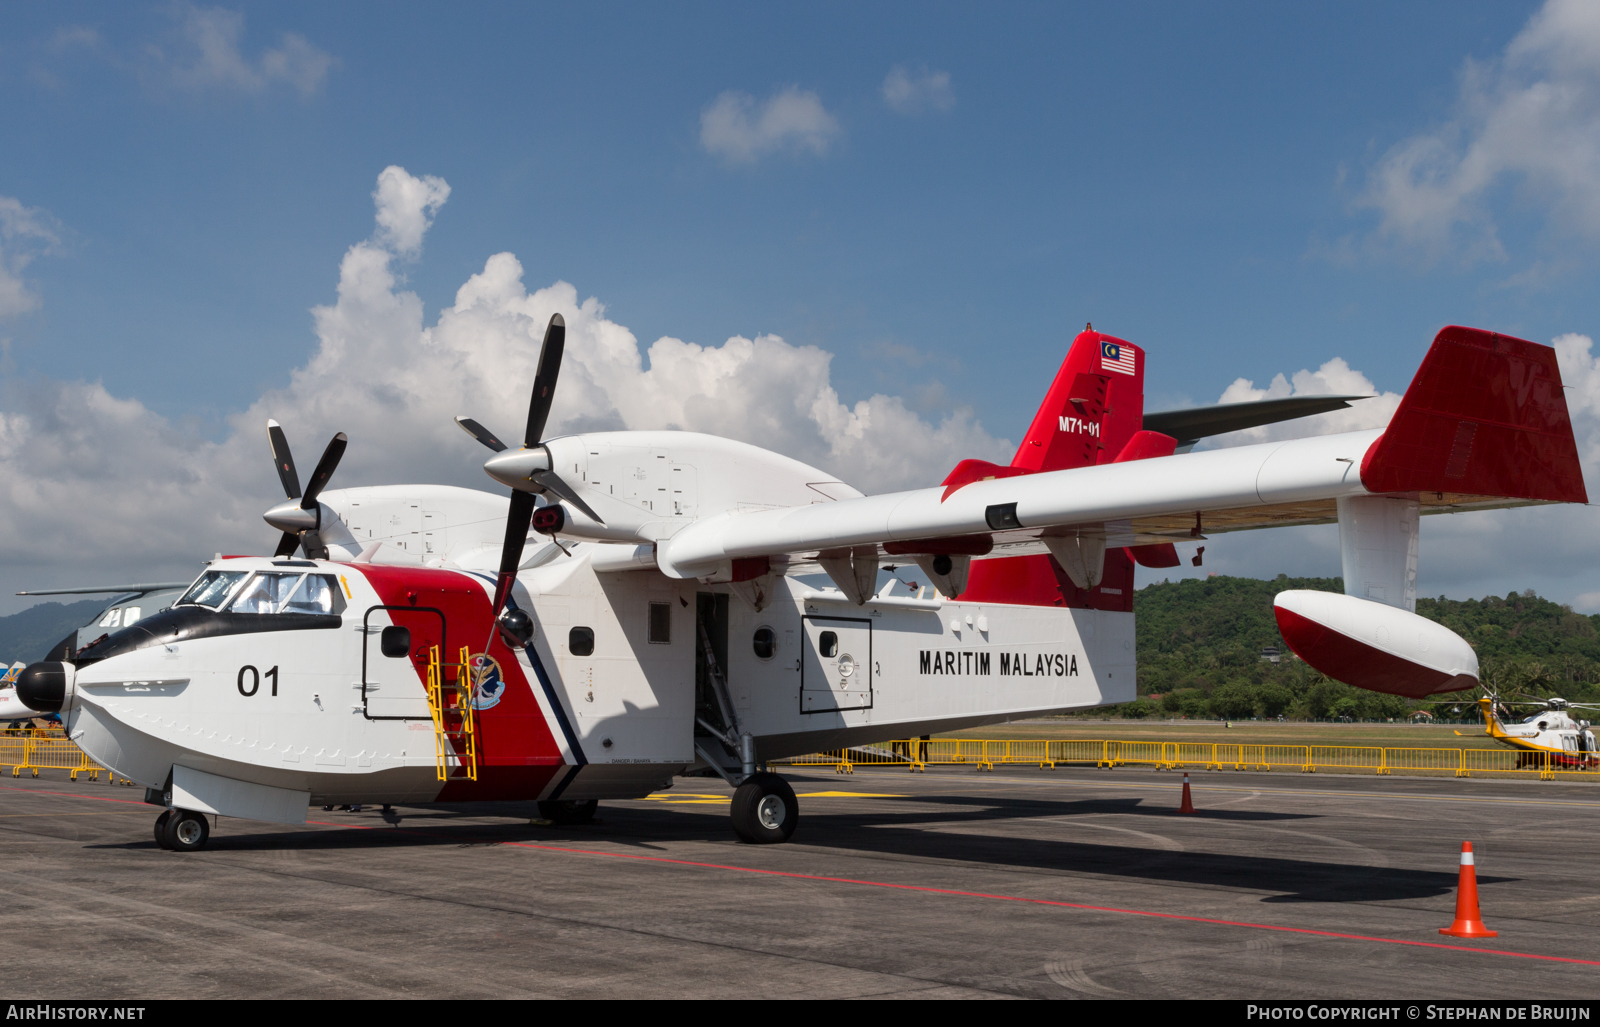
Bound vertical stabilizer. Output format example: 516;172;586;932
1011;327;1146;472
962;326;1148;611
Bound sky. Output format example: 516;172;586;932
2;0;1600;615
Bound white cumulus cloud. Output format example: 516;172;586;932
0;168;1007;589
1356;0;1600;263
154;4;335;97
0;196;61;321
700;86;841;164
882;66;954;115
372;166;450;257
1200;357;1400;448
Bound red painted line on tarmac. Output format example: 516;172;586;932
495;839;1600;968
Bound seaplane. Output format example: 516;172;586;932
13;317;1587;850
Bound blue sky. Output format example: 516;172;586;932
3;0;1599;613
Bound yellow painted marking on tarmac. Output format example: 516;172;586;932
795;791;906;798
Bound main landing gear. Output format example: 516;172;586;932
537;799;598;825
730;773;797;844
153;809;211;852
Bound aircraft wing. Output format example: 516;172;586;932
657;325;1586;580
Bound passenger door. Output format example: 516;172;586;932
800;615;873;713
362;604;445;719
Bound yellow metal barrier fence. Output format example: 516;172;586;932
0;734;106;781
771;739;1600;780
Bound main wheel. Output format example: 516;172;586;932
537;799;598;825
161;810;211;852
730;772;797;844
153;809;174;850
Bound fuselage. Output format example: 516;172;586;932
47;550;1131;822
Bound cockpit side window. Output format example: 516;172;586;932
177;571;249;610
226;573;347;616
284;575;346;616
228;573;304;614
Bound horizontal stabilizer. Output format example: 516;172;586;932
1142;395;1369;449
1360;326;1587;503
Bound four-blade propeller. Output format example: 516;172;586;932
263;421;347;559
455;313;602;618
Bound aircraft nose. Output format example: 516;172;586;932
16;661;72;713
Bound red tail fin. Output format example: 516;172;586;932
959;326;1150;611
1360;326;1587;503
1012;327;1146;472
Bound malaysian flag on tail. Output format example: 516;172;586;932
1100;340;1136;376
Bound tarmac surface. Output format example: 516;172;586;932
3;765;1600;1000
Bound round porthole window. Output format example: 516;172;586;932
752;626;777;661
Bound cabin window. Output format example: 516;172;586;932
228;573;305;614
227;573;347;615
177;570;249;610
569;626;595;656
122;607;141;625
752;626;776;661
818;630;838;658
99;608;121;628
648;602;671;644
284;575;346;616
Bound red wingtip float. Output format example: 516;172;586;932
15;319;1587;849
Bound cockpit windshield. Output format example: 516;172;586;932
226;572;346;616
176;571;249;610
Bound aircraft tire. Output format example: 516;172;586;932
537;799;598;825
161;810;211;852
153;809;174;850
730;773;797;844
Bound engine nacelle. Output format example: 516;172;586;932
1273;590;1478;699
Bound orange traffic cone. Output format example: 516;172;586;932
1439;841;1497;938
1177;772;1195;814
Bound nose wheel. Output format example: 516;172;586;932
730;772;797;844
154;809;211;852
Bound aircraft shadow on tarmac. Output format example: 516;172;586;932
89;791;1505;904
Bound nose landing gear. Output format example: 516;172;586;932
730;772;797;844
153;809;211;851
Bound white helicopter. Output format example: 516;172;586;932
14;318;1587;850
1444;693;1600;767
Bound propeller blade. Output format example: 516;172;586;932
455;416;508;453
274;532;302;558
301;433;348;510
531;469;605;525
524;314;565;447
267;420;302;500
492;490;538;615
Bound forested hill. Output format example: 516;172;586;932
1126;575;1600;720
0;600;101;667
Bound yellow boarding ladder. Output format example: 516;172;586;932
425;645;479;782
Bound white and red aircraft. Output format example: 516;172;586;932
14;319;1586;850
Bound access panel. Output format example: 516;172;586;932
801;615;872;713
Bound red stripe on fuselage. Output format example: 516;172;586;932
348;565;566;773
